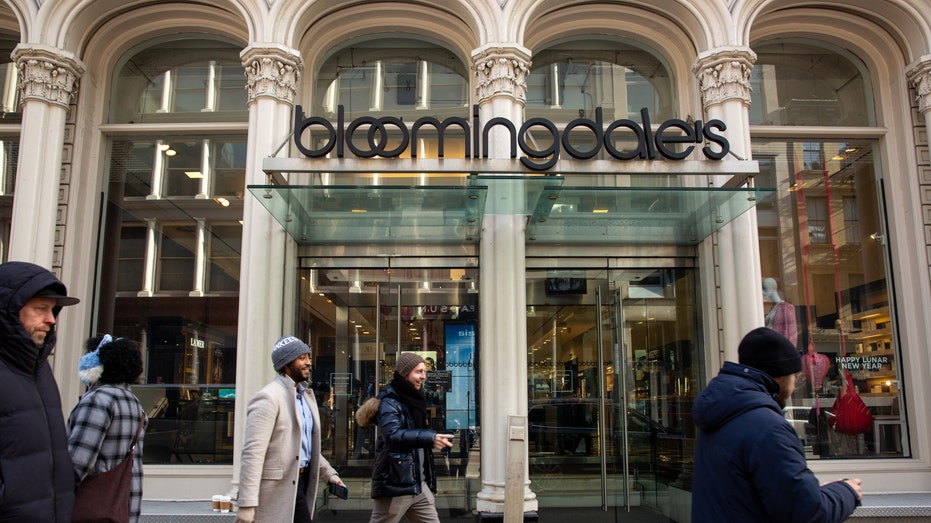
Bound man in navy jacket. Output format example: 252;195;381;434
0;261;80;522
691;327;862;522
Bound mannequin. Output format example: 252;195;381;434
762;277;798;348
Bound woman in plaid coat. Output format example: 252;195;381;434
68;335;147;522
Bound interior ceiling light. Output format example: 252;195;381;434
164;149;177;157
185;171;203;179
214;197;230;207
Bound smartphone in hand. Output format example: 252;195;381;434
328;483;349;499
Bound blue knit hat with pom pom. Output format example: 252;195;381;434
78;334;110;386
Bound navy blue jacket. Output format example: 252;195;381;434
368;385;438;498
0;262;75;522
691;362;859;523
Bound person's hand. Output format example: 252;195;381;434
434;432;454;450
234;506;255;523
844;478;863;500
329;476;345;487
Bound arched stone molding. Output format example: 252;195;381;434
471;45;531;105
291;3;481;106
734;0;931;56
241;44;302;105
0;2;24;36
11;43;83;107
30;0;255;53
518;0;728;51
692;46;755;109
278;0;488;53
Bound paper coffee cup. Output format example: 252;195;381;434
220;495;231;513
212;495;221;512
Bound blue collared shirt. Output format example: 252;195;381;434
296;383;314;468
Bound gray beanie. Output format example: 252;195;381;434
395;352;425;378
271;335;311;371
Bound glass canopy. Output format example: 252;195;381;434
526;186;773;244
248;182;772;245
248;185;487;244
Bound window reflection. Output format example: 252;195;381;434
526;40;674;122
99;37;246;464
750;41;873;126
754;139;906;458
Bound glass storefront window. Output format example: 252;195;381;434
0;138;18;262
0;34;21;262
297;261;479;513
749;41;873;126
98;37;246;464
753;139;907;458
526;40;675;122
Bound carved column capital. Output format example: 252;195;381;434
906;57;931;114
11;45;85;109
240;44;303;105
471;46;531;104
692;47;756;109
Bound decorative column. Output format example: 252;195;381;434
906;57;931;305
230;44;302;492
8;44;84;266
471;44;538;518
692;47;761;361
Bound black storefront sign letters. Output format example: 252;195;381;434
294;104;729;172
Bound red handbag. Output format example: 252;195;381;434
830;371;873;435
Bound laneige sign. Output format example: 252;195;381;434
293;105;730;172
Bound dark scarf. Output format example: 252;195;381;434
390;373;428;428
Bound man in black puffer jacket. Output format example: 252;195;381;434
0;261;80;522
355;352;454;523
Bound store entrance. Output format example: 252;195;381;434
297;258;479;515
527;265;699;522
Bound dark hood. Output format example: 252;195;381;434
0;261;70;374
692;361;784;433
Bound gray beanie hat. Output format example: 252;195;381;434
395;352;425;378
271;335;311;371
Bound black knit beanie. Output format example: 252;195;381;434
738;327;802;378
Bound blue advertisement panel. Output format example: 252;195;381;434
445;324;476;430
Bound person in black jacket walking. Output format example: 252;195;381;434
691;327;863;522
0;261;80;522
356;352;453;523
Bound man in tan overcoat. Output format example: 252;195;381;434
235;335;344;522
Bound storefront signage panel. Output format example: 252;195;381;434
293;105;730;171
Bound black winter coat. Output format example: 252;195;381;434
691;362;859;523
366;385;438;498
0;262;76;522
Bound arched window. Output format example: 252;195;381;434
526;40;675;123
751;40;905;459
310;37;470;186
98;36;247;465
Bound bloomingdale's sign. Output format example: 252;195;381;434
293;105;730;172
